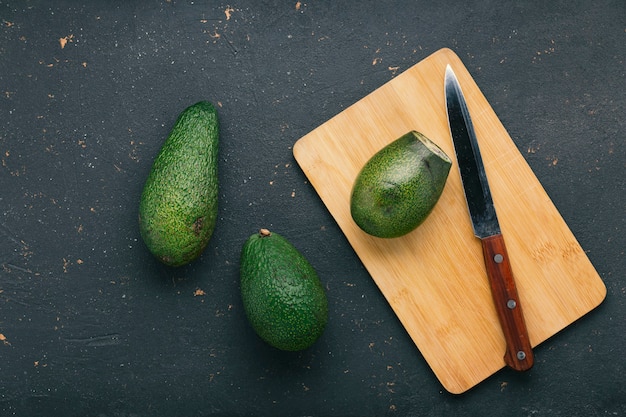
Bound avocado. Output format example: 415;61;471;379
350;131;451;238
138;101;219;267
240;229;328;351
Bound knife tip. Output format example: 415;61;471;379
445;64;455;80
444;65;462;95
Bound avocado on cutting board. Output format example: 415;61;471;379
293;48;606;394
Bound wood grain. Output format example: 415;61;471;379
293;48;606;394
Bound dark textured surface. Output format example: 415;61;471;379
0;1;623;416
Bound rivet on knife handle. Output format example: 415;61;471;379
481;234;534;371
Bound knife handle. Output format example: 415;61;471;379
481;234;534;371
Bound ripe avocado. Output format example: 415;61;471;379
138;101;219;267
350;131;451;238
240;229;328;351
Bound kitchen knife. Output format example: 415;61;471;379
444;65;534;371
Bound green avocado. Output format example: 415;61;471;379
350;131;451;238
138;101;219;267
240;229;328;351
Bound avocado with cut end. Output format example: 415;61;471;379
350;131;452;238
139;101;219;267
240;229;328;351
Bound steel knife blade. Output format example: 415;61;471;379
444;65;534;371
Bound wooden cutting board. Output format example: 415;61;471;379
293;48;606;394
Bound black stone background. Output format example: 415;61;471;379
0;1;624;416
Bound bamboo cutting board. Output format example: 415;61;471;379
293;48;606;394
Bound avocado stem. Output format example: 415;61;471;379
259;228;271;237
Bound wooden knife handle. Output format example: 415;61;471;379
481;234;534;371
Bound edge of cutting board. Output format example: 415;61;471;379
293;48;606;393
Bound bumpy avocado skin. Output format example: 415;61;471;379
350;131;451;238
139;101;219;267
240;230;328;351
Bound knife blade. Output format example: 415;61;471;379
444;65;534;371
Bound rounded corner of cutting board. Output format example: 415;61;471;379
439;379;473;395
292;136;305;159
436;367;495;395
424;48;464;70
435;47;460;61
594;280;608;306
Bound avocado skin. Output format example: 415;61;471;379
240;230;328;351
139;101;219;267
350;131;451;238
